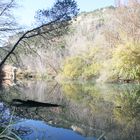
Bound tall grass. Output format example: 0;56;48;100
0;108;21;140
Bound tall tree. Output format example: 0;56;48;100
0;0;79;67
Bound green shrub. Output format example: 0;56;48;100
82;62;101;80
62;48;101;80
112;42;140;80
62;56;85;79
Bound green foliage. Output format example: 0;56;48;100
62;56;85;79
61;47;101;80
98;42;140;82
112;42;140;80
82;63;100;80
60;41;140;82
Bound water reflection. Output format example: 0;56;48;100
13;120;97;140
0;102;97;140
0;81;140;140
62;83;140;140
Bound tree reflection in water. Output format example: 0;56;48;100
0;81;140;140
61;83;140;140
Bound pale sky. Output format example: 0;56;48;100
14;0;115;27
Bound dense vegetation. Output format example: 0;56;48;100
0;1;139;140
4;0;140;83
59;1;140;83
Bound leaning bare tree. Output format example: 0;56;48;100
0;0;20;62
0;0;79;67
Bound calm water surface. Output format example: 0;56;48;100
0;81;140;140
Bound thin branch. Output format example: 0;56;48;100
0;0;78;67
0;0;15;16
0;17;67;67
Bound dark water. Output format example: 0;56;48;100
0;81;140;140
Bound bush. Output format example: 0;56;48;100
62;47;101;80
82;62;101;80
112;42;140;80
62;56;85;79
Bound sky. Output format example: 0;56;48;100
14;0;115;27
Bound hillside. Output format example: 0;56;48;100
59;4;140;83
4;2;140;83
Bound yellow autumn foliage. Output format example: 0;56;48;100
62;47;101;80
112;42;140;80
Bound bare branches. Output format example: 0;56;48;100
0;0;79;67
0;0;15;16
104;0;140;47
0;0;18;46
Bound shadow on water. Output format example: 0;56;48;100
0;81;140;140
11;99;62;107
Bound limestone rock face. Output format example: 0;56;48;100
0;65;17;81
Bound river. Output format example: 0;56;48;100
0;81;140;140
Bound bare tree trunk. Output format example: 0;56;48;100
0;0;78;68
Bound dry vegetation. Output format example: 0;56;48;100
59;0;140;83
4;0;140;83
